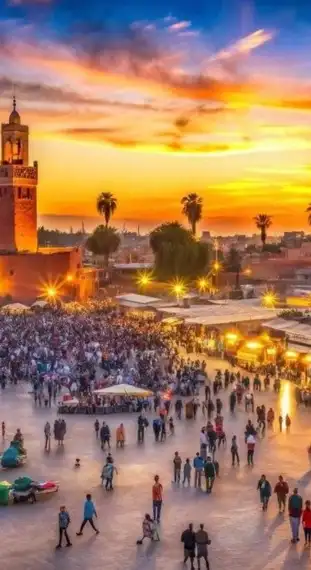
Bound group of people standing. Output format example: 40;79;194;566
257;477;311;545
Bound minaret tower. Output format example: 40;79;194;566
0;97;38;252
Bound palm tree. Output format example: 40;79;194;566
97;192;117;227
306;204;311;225
181;193;203;236
225;247;242;289
253;214;272;249
86;225;120;267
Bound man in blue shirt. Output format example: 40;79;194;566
193;453;204;488
76;494;100;536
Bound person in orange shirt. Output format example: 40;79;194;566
152;475;163;523
116;423;125;448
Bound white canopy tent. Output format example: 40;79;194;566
32;300;48;308
157;299;277;327
93;384;153;397
116;293;161;308
265;318;311;348
2;303;30;312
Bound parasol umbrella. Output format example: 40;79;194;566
93;383;153;397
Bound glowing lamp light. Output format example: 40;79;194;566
170;279;187;300
137;271;153;288
266;347;276;356
213;261;221;272
174;284;183;295
304;355;311;364
226;332;238;343
66;274;73;283
139;275;150;287
244;268;252;276
198;277;208;292
207;339;215;349
47;287;56;298
246;341;262;350
262;289;278;309
285;350;297;359
261;332;270;342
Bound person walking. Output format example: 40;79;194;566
94;419;99;439
274;475;289;513
204;456;219;494
136;513;160;544
278;414;283;432
137;413;148;443
302;500;311;546
76;494;99;536
193;453;204;489
100;422;111;450
246;434;256;466
102;460;118;490
231;435;240;466
200;428;208;461
173;451;182;484
267;408;275;428
257;474;272;511
116;423;125;448
195;523;211;570
56;505;72;548
285;414;291;431
181;523;196;570
175;398;183;420
152;475;163;523
288;487;303;543
183;458;192;487
44;421;51;451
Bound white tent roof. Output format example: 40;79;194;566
116;293;160;306
2;303;29;312
32;300;48;308
264;318;298;332
157;300;277;327
265;318;311;343
93;383;153;397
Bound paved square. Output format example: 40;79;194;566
1;364;311;570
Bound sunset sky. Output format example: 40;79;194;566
1;0;311;234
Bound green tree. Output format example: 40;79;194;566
225;247;242;289
181;193;203;236
97;192;117;227
86;225;120;267
150;221;210;279
253;214;272;249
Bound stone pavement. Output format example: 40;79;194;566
1;360;311;570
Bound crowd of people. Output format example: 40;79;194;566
1;303;311;568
